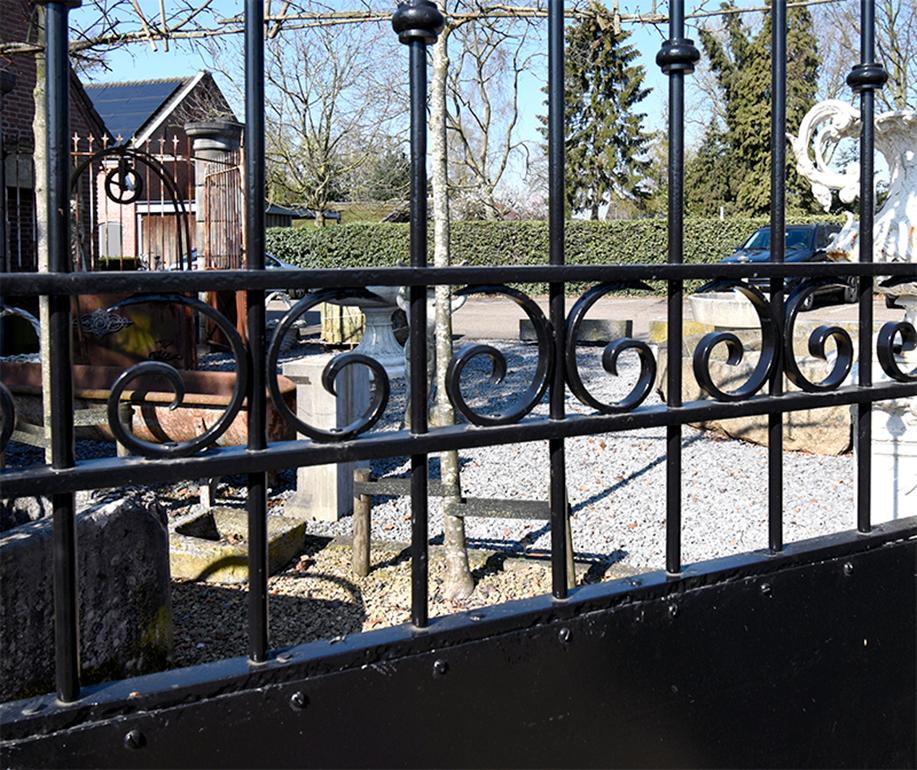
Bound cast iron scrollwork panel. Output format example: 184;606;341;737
877;320;917;382
446;285;553;426
565;282;657;413
105;295;249;458
783;279;854;392
267;288;390;441
692;280;778;402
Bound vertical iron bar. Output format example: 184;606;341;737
847;0;885;534
408;38;429;628
392;0;442;628
45;0;79;702
547;0;568;598
657;1;697;576
768;0;786;553
244;0;269;662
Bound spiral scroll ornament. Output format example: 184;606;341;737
877;320;917;382
783;280;854;392
692;281;778;402
267;289;390;441
105;295;249;458
446;285;553;426
565;283;657;414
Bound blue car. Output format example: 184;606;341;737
722;223;854;310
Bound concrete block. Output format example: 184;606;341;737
0;495;172;701
282;353;371;521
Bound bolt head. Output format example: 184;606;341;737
124;729;146;750
558;627;571;643
843;562;854;576
433;659;449;677
289;691;308;711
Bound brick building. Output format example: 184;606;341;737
1;0;107;273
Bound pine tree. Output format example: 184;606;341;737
541;3;652;219
698;1;820;215
685;120;733;217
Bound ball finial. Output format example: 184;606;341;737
392;0;444;45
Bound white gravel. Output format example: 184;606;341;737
298;339;855;571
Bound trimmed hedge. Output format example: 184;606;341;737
266;217;841;295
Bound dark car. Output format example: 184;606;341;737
721;223;853;310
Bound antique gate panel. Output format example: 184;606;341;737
1;522;913;768
2;0;916;767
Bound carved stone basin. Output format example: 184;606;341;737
0;362;296;446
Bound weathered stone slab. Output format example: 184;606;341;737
520;318;632;343
170;508;307;583
0;494;172;701
656;350;852;455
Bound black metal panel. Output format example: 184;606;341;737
3;521;914;769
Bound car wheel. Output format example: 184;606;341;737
843;279;858;304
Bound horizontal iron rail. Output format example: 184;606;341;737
2;382;914;499
2;516;913;746
0;262;914;295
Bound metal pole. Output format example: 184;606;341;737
392;0;443;629
768;1;786;553
547;0;569;598
657;0;698;575
847;0;886;534
43;0;80;703
244;0;269;662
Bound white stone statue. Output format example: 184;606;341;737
791;99;917;270
792;99;917;522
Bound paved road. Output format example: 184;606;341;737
452;294;902;341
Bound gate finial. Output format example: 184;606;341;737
392;0;444;45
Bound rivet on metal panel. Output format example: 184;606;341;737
843;562;855;576
433;659;449;677
289;691;309;711
123;730;146;750
668;603;679;619
558;627;571;644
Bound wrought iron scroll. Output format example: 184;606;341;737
446;285;553;426
565;282;657;413
877;319;917;382
692;281;778;402
783;279;854;392
266;289;391;441
105;295;249;457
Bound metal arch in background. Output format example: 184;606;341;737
69;144;193;271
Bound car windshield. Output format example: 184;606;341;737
742;228;813;250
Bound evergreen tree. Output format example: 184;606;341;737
685;120;733;216
541;3;652;219
698;1;820;215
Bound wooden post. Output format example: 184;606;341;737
565;501;576;591
352;468;372;577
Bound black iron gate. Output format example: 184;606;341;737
1;0;915;767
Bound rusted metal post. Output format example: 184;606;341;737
352;468;372;577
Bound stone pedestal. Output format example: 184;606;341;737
859;306;917;522
282;354;370;521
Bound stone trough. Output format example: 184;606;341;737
170;508;307;583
